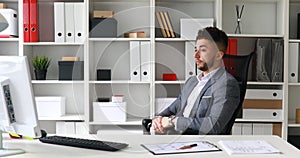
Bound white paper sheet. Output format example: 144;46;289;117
218;140;281;155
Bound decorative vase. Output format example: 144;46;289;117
34;70;47;80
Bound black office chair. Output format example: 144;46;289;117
142;52;254;135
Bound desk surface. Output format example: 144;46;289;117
2;134;300;158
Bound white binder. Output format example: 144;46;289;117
74;3;85;43
243;109;282;120
185;42;201;80
185;42;196;79
289;43;299;83
245;89;282;100
241;123;252;135
65;3;75;43
252;123;272;135
231;123;242;135
130;41;141;81
54;2;65;43
140;41;151;81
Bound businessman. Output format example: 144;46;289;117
152;27;240;135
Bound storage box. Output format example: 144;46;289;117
155;98;177;114
93;10;114;18
35;96;66;117
180;18;214;40
58;61;84;80
89;18;117;37
93;102;126;122
163;74;177;81
97;69;111;81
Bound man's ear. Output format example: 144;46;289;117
217;51;224;60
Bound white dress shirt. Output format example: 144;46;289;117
173;68;219;129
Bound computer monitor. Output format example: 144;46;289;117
0;56;41;156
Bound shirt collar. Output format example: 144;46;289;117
197;67;220;82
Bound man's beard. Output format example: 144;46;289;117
199;62;208;71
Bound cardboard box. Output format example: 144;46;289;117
0;3;8;9
124;32;146;38
58;61;84;80
35;96;66;117
61;56;80;61
93;10;114;18
93;102;126;122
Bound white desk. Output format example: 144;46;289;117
2;134;299;158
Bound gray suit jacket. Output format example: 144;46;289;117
158;67;240;134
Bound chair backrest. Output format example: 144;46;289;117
222;52;254;134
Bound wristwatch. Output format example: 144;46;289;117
168;115;176;126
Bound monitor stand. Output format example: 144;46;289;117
0;130;25;156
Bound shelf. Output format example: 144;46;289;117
89;38;150;42
289;39;300;43
38;114;84;121
247;82;284;86
32;80;84;84
155;80;186;84
235;118;283;123
155;38;187;42
23;42;83;46
89;118;142;126
227;34;284;38
89;80;151;84
288;83;300;86
0;38;19;42
288;120;300;127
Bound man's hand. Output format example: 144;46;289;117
152;116;164;134
152;116;174;134
161;117;172;128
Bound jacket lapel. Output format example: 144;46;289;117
188;68;225;117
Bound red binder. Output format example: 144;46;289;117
29;0;38;42
23;0;30;42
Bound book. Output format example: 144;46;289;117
163;12;175;38
218;140;281;155
141;141;220;155
156;12;167;38
159;12;170;37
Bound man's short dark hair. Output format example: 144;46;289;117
196;27;228;53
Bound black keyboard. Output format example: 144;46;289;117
39;135;128;151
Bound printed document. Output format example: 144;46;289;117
218;140;280;155
141;141;220;155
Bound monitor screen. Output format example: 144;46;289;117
0;56;41;156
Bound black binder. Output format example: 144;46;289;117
271;39;284;82
255;39;272;82
255;38;283;82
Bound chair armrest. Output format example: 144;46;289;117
142;119;152;135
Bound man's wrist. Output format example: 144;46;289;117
168;115;176;126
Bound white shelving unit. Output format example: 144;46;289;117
1;0;297;140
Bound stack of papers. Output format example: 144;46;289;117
218;140;281;155
141;141;220;155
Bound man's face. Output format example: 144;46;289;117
194;39;219;72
